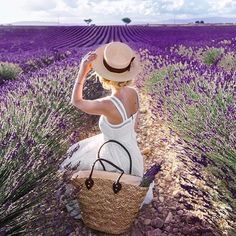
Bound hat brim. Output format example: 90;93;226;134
91;43;141;82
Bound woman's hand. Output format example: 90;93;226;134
72;51;97;104
79;51;97;76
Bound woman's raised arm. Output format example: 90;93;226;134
70;51;109;116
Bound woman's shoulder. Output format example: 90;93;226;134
127;86;139;103
95;96;113;109
126;86;139;97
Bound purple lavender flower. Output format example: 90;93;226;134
140;162;162;187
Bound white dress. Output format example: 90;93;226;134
60;94;154;206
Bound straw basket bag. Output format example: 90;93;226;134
71;140;149;234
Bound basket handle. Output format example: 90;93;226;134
97;140;132;174
85;158;124;194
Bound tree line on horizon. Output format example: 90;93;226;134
84;17;131;26
84;18;206;26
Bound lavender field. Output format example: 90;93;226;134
0;25;235;235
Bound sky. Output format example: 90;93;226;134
0;0;236;25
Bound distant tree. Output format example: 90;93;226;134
122;17;131;26
195;21;200;24
84;19;92;26
200;20;204;24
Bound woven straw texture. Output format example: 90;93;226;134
71;171;149;234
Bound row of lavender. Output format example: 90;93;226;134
0;54;107;235
1;25;235;51
1;25;235;78
0;25;236;234
0;29;107;234
138;39;236;233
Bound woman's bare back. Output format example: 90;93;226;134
105;87;139;125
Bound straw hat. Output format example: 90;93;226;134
91;41;141;82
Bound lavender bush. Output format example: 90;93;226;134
0;62;22;84
202;47;223;65
0;62;104;234
144;46;236;219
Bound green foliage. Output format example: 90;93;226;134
145;67;168;91
144;64;177;92
0;62;22;83
202;47;223;65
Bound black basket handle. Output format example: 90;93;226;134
97;140;132;175
85;158;124;193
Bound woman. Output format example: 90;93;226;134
60;41;154;219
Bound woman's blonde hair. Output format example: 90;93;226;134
96;73;133;90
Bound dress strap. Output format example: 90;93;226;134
110;95;128;121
